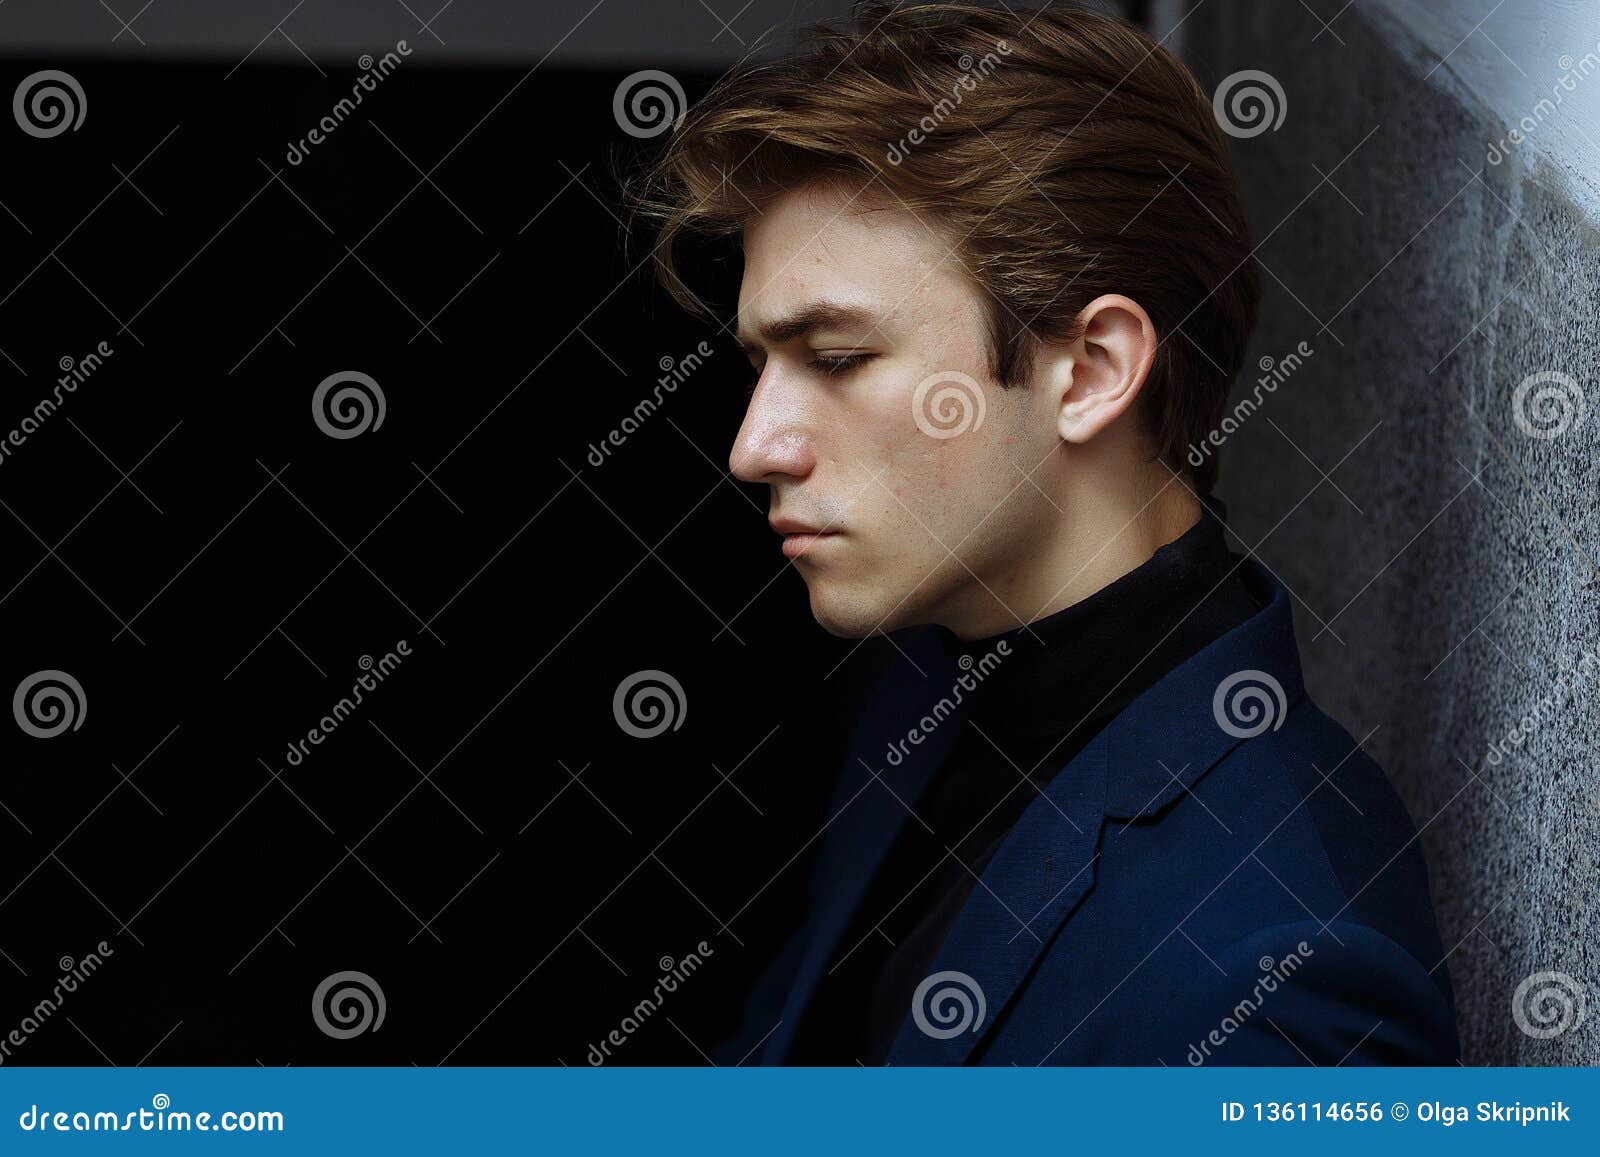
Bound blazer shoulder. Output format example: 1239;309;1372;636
1223;695;1453;990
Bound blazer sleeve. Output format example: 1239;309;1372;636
1150;918;1460;1066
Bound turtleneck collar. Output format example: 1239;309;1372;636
927;495;1256;748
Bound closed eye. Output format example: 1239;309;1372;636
742;353;872;396
809;353;871;377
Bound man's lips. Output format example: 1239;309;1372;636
770;517;842;560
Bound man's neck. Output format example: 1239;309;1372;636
941;478;1203;642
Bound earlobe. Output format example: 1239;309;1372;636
1055;370;1089;443
1054;355;1093;444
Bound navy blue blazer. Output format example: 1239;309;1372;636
722;559;1459;1065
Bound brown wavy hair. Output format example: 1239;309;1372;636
628;2;1261;492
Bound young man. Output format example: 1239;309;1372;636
634;3;1458;1064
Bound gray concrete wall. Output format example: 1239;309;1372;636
1171;0;1599;1063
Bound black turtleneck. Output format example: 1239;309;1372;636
786;496;1262;1064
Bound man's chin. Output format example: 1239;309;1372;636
812;613;874;640
805;582;910;639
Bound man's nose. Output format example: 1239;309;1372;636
729;382;816;483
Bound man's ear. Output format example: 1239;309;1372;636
1048;294;1158;445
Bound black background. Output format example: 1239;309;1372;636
0;58;886;1064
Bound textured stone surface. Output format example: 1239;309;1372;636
1176;1;1600;1064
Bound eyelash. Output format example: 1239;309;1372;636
743;354;871;396
811;353;869;377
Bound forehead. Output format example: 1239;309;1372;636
737;181;975;330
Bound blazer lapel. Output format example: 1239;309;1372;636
759;625;968;1062
887;729;1108;1064
887;558;1306;1064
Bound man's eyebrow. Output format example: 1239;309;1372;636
736;302;880;349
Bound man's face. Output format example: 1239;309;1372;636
732;181;1063;639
